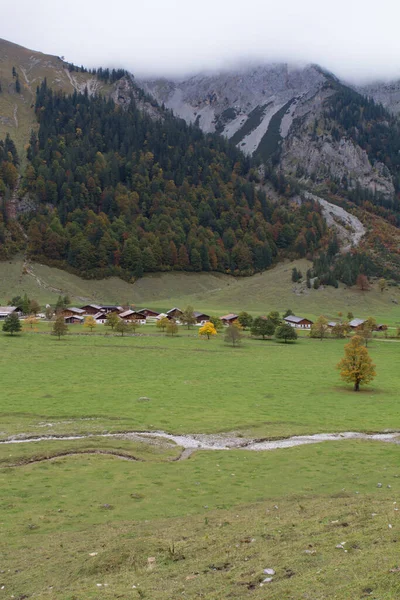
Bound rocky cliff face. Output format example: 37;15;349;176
356;80;400;115
140;65;395;200
140;64;327;146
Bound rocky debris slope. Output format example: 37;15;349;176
304;192;366;252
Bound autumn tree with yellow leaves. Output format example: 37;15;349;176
337;335;376;391
84;316;97;332
199;321;217;340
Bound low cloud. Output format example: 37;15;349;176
1;0;400;82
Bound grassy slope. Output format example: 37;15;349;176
1;323;400;598
2;442;400;598
1;256;399;323
0;38;110;158
1;329;400;439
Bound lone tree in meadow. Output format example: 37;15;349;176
275;323;298;343
84;315;97;332
378;278;386;293
237;311;253;330
360;317;377;348
166;320;178;336
24;315;39;330
115;320;131;337
356;274;369;291
199;321;217;340
181;306;196;329
156;316;169;332
337;335;376;391
251;316;275;339
52;315;68;340
105;312;119;330
310;316;329;341
2;313;22;335
224;322;242;347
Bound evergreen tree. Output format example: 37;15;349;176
2;313;21;335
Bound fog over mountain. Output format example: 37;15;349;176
1;0;400;82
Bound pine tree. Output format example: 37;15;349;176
2;313;21;335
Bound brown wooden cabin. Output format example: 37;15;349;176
283;315;314;329
119;310;146;322
375;324;388;331
99;305;124;314
220;313;239;326
194;311;210;324
62;307;85;318
138;308;160;318
64;315;84;324
348;318;366;330
80;304;103;315
167;308;183;320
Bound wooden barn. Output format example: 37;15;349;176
138;308;160;318
194;311;210;325
348;318;365;330
62;307;85;319
80;304;103;315
0;306;18;320
283;315;313;329
99;305;124;314
119;310;146;323
64;315;84;324
220;313;238;326
167;308;183;320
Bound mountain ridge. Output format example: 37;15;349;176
0;38;399;285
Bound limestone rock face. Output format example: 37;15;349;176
140;65;395;200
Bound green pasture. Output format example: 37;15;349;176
1;441;400;598
1;256;400;324
1;319;400;598
1;330;400;439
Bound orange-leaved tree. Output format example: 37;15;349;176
199;321;217;340
337;335;376;392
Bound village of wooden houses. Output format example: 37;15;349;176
0;302;387;333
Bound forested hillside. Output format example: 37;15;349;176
0;81;327;279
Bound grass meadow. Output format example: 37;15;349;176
2;256;400;324
1;326;400;598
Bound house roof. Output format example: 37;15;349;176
93;312;107;319
81;304;102;310
0;306;17;315
349;318;365;327
65;315;84;321
67;307;85;314
328;321;337;327
100;305;123;310
284;315;312;324
220;313;238;320
119;310;134;318
194;311;210;318
167;307;182;314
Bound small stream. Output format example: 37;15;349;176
1;430;399;451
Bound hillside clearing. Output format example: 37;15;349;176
1;256;399;322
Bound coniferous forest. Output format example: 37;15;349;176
0;80;327;279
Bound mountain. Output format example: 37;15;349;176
356;79;400;115
0;38;399;286
140;66;397;201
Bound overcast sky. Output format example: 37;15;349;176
1;0;400;82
